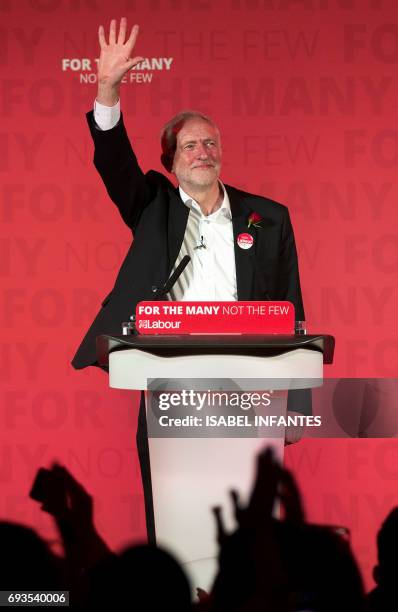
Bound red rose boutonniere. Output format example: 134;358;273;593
247;211;262;229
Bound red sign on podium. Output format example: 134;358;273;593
135;301;295;335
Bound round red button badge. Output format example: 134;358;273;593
237;233;254;249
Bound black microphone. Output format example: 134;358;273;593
154;255;191;298
194;236;206;250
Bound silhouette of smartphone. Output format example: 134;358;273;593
29;468;55;502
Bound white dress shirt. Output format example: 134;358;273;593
93;100;238;301
170;186;237;301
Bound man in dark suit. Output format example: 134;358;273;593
72;18;304;370
72;18;306;540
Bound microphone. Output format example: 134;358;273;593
194;236;206;250
154;255;192;298
125;256;192;335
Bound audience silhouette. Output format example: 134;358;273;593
366;507;398;611
0;522;62;591
0;449;392;610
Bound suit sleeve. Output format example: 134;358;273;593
86;110;152;231
277;208;305;321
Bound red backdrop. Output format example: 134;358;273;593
1;0;398;589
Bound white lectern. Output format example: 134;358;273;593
97;334;334;591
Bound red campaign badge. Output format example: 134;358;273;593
237;233;254;250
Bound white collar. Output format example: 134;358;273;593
178;182;231;220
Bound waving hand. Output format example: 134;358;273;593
97;18;144;105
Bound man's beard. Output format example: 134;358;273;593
180;166;220;190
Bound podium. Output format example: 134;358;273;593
97;334;334;590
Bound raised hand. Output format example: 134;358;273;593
210;448;302;611
97;17;144;106
33;464;111;573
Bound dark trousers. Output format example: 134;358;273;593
136;392;156;543
98;365;156;543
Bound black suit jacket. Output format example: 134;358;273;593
72;112;304;370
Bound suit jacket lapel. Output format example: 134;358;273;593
227;186;256;301
167;186;190;273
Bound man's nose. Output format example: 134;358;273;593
196;143;209;158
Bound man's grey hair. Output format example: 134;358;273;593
160;110;219;172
